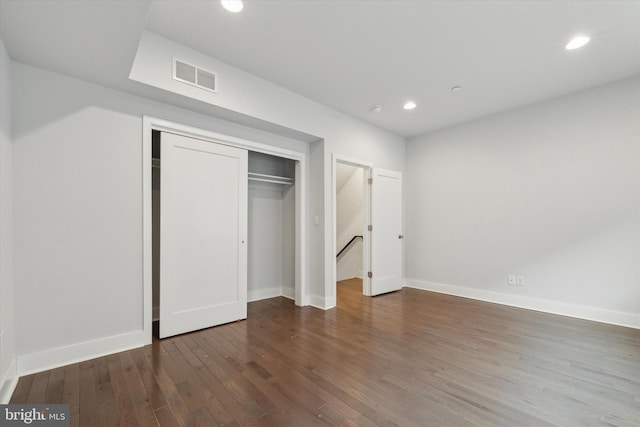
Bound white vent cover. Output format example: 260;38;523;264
173;58;217;93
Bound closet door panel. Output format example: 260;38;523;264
160;132;248;338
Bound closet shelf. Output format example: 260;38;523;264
248;172;294;186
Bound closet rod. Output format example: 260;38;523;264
248;172;294;185
248;177;294;185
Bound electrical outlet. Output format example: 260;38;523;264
517;275;525;286
508;275;517;285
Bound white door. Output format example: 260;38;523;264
370;168;403;296
160;132;248;338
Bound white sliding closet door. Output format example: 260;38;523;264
160;132;248;338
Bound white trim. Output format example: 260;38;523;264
294;159;306;307
143;116;307;343
248;287;282;302
145;117;305;161
17;330;147;377
331;154;373;301
143;118;154;344
247;287;296;302
308;294;335;310
332;155;374;170
405;279;640;330
0;359;17;404
281;287;295;301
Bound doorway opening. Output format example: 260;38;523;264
334;157;372;305
332;156;404;306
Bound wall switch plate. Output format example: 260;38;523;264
508;275;517;285
517;275;525;286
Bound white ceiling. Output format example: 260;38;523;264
2;0;640;138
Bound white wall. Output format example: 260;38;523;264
0;37;16;402
336;165;364;281
11;62;312;373
406;76;640;328
248;182;289;301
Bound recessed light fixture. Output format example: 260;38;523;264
451;86;461;92
221;0;243;13
370;105;383;113
403;101;417;110
565;35;590;50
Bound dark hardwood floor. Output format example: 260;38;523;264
10;279;640;426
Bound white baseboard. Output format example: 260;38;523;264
248;287;282;302
308;294;335;310
248;286;299;303
405;279;640;330
281;287;295;301
0;358;18;404
17;329;148;376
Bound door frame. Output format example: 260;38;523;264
142;116;307;343
332;154;373;299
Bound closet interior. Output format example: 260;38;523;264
151;130;296;327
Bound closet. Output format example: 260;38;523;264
247;152;296;302
152;130;296;338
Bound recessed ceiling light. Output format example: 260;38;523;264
403;101;417;110
370;105;383;113
451;86;461;92
565;35;590;50
221;0;243;13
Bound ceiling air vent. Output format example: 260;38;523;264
173;58;217;93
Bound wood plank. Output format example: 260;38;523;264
136;345;192;426
107;354;140;426
26;371;49;403
96;381;119;427
63;363;80;427
79;360;100;427
119;352;159;426
153;406;180;427
10;374;34;403
128;347;169;412
44;367;65;403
